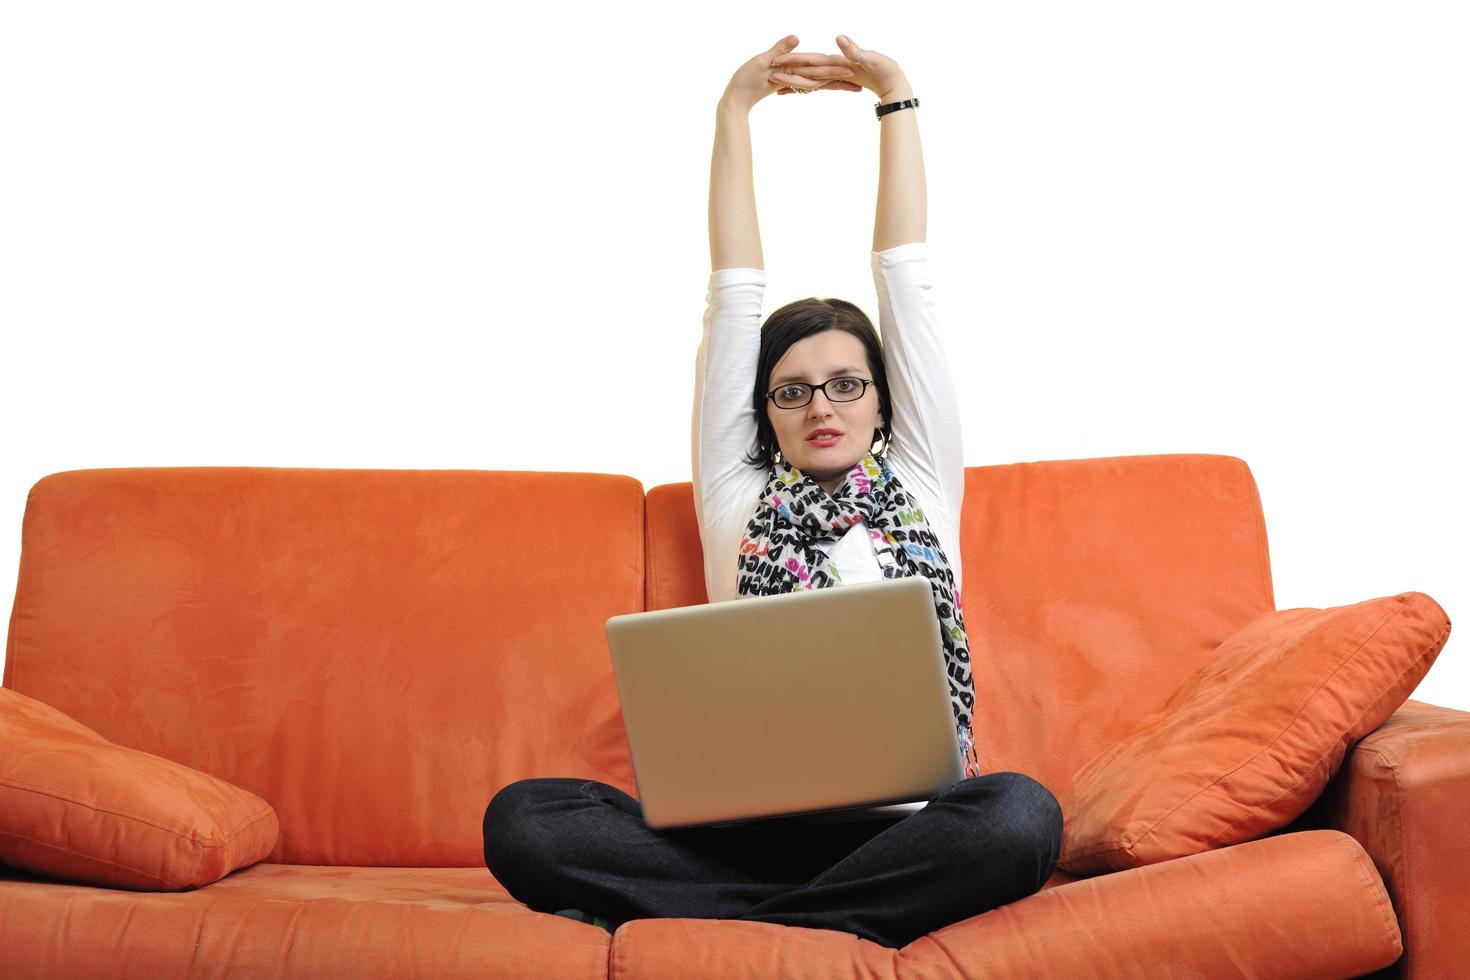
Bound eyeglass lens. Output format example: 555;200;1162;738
771;377;867;409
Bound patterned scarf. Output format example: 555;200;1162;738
736;450;983;779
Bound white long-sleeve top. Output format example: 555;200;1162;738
691;241;966;822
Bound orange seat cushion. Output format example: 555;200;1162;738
1059;591;1451;874
0;689;279;891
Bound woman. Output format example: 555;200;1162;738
483;35;1062;950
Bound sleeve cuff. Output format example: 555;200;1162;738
711;267;766;287
872;240;928;267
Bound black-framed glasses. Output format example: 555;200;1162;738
765;376;874;410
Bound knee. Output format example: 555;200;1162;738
951;771;1064;885
996;772;1064;884
482;777;586;884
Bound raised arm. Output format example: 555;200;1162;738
712;36;860;272
874;99;926;249
832;35;926;251
710;99;763;273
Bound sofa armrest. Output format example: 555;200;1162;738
1283;699;1470;979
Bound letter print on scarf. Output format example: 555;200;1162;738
736;450;983;779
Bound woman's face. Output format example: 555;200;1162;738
766;330;885;493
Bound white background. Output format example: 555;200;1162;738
2;2;1465;711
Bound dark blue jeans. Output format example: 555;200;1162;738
482;771;1063;949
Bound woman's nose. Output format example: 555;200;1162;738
807;389;836;413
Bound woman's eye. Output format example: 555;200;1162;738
834;378;857;392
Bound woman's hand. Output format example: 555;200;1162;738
721;35;860;113
772;34;910;101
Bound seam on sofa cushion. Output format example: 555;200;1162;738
188;804;277;862
611;912;626;979
1060;837;1137;863
0;775;273;845
4;478;57;692
1355;744;1411;964
643;494;658;612
1;803;274;890
0;827;177;888
1238;456;1275;611
1130;598;1409;852
1195;623;1446;852
188;805;278;885
1336;831;1403;960
3;484;39;692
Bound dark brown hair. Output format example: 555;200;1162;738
741;296;893;470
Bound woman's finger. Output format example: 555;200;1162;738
772;73;824;91
772;73;862;93
777;82;863;95
836;35;867;64
770;52;852;68
775;64;855;79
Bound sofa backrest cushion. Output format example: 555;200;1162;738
4;467;645;867
645;453;1277;795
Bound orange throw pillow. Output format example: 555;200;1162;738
1060;591;1450;875
0;688;278;890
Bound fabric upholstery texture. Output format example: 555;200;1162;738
2;467;645;868
1059;592;1450;874
0;688;278;890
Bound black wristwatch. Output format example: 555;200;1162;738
875;97;919;119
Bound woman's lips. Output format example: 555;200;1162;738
807;433;842;447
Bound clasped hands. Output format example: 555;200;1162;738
724;34;910;112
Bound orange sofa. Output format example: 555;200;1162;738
1;455;1463;977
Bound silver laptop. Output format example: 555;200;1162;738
605;575;964;830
